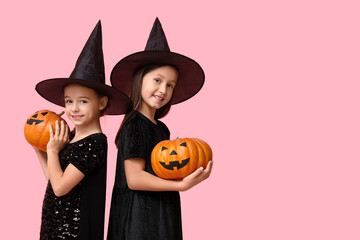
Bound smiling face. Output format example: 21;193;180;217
63;84;107;130
138;65;178;116
26;111;48;126
159;141;191;171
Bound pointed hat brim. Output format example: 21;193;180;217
36;78;132;115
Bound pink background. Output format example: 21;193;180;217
1;0;360;239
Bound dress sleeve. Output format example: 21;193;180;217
70;134;107;175
157;120;170;139
119;118;148;160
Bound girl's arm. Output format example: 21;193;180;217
34;147;49;181
125;158;213;192
47;120;85;197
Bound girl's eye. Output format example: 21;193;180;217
65;100;72;104
154;79;161;83
80;100;87;104
167;84;174;88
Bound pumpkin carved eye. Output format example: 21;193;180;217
180;142;187;147
161;146;168;151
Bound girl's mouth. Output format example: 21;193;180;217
71;115;84;121
154;95;164;101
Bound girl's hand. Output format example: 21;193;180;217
47;120;69;154
180;160;213;191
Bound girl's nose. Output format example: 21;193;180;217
72;102;79;111
159;83;167;94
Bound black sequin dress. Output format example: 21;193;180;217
107;111;182;240
40;133;107;240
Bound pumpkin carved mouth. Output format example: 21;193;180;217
159;158;190;170
27;119;44;125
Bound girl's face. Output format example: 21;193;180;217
63;84;107;129
140;65;178;112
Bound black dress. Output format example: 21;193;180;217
107;111;182;240
40;133;107;240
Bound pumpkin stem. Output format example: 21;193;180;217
59;111;65;116
176;137;179;140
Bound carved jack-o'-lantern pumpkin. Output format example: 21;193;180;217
151;137;212;179
24;110;68;152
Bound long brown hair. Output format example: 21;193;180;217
114;64;178;146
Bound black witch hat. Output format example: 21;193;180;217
110;17;205;105
36;20;132;115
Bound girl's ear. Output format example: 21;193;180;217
99;96;108;111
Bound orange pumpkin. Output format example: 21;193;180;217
151;137;212;179
24;110;68;152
